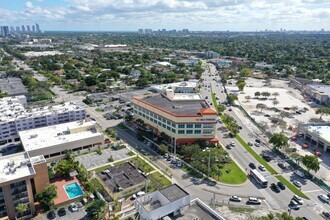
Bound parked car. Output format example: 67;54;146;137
230;142;235;147
255;139;261;143
277;181;286;190
293;180;302;188
228;133;234;138
249;163;256;169
70;203;78;212
248;142;253;146
247;197;261;205
164;153;169;159
323;212;330;219
47;210;56;220
293;195;304;205
277;163;286;169
294;170;305;178
176;160;182;167
58;208;66;217
318;194;330;203
226;144;232;149
262;155;271;162
271;183;281;193
258;165;266;171
255;142;261;147
289;200;300;210
229;195;242;202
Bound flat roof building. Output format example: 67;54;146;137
132;90;218;145
135;184;224;220
0;97;86;144
305;84;330;106
19;120;104;160
0;78;28;97
149;81;198;93
97;162;147;200
297;123;330;152
0;152;48;220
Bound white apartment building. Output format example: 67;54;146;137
0;96;86;144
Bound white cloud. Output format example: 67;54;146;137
0;0;329;30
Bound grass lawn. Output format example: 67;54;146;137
117;123;128;130
275;175;309;199
147;172;171;192
228;205;255;213
131;156;154;173
91;164;112;173
213;162;247;184
127;151;135;156
236;135;278;175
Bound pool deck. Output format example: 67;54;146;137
52;176;83;206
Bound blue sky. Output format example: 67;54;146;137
0;0;329;31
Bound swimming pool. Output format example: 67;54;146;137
64;182;84;199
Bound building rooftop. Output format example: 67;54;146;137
138;94;214;116
98;162;146;193
0;152;35;185
159;184;189;202
0;78;27;96
150;81;198;93
306;124;330;143
19;120;100;152
0;97;84;123
307;84;330;96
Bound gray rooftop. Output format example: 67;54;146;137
159;184;189;202
308;84;330;96
142;94;209;116
98;162;146;193
0;78;27;96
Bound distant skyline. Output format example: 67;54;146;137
0;0;329;31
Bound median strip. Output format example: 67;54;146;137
275;175;309;199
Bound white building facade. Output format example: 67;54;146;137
0;97;86;144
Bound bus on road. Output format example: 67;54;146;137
250;169;268;188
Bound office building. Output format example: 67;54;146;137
149;81;198;93
15;26;20;32
35;23;40;33
135;184;225;220
19;120;104;160
297;123;330;152
26;25;31;32
305;84;330;106
132;90;218;145
0;26;10;36
32;25;35;32
0;96;86;144
21;25;25;32
0;78;28;97
0;152;48;220
9;27;14;32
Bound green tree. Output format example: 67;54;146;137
217;104;226;113
158;144;168;155
256;103;267;112
227;122;240;136
269;133;289;149
182;144;200;160
302;155;320;174
254;91;261;98
245;95;251;102
35;184;57;210
106;127;117;138
261;91;271;98
227;94;238;104
237;81;247;91
272;99;279;107
87;199;106;220
316;107;330;119
54;160;75;177
291;105;299;112
239;68;252;77
272;92;279;98
16;203;28;219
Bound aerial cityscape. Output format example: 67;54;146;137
0;1;330;220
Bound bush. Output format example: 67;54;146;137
108;156;114;162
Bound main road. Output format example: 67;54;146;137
201;61;326;219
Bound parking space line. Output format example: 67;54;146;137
263;200;271;209
303;189;323;193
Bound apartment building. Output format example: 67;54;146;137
0;96;86;144
19;120;104;160
132;90;218;145
0;152;48;220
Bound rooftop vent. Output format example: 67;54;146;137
172;105;182;109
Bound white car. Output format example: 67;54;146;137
293;180;302;188
294;170;305;178
293;195;304;205
70;203;78;212
229;195;242;202
318;194;330;203
230;142;235;147
258;165;266;171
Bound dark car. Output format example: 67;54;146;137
58;208;66;217
249;163;256;169
255;139;261;143
47;210;56;220
277;181;286;190
271;183;281;193
262;155;271;162
228;133;234;138
278;163;286;169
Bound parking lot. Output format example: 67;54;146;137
33;206;87;220
76;147;131;170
